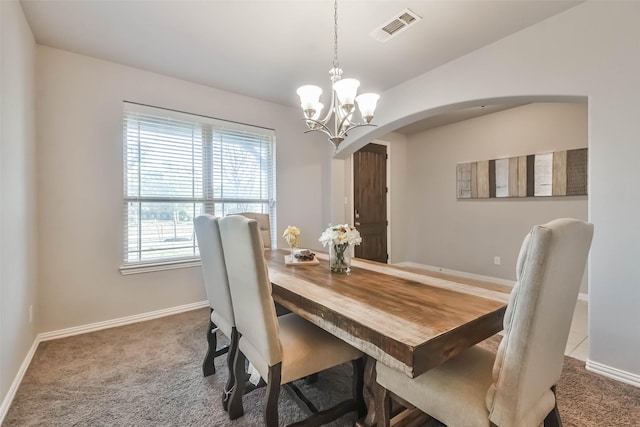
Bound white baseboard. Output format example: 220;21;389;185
0;300;208;424
38;300;208;342
393;261;589;301
586;359;640;388
393;261;518;287
0;338;39;425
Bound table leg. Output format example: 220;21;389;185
356;356;377;427
356;357;432;427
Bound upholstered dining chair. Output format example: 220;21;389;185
375;218;594;427
194;215;237;410
236;212;291;317
218;214;366;427
236;212;271;249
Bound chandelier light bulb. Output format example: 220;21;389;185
297;85;323;111
355;93;380;123
307;102;324;129
333;78;360;107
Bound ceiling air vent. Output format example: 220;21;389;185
371;8;422;43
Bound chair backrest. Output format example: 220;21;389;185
486;218;594;427
194;215;235;329
218;215;282;371
236;212;271;249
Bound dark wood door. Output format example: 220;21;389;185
353;143;387;263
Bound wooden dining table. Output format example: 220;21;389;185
265;249;509;425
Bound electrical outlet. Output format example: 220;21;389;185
29;305;33;323
494;256;501;265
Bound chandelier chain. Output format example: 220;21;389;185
333;0;339;69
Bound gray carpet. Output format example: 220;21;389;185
4;308;640;426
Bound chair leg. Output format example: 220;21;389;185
264;363;282;427
203;310;217;376
374;381;392;427
228;344;247;420
543;386;563;427
353;358;366;418
203;309;230;377
222;327;239;411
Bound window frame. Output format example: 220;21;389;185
120;102;276;274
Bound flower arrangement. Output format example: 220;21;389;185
319;224;362;273
282;225;300;248
319;224;362;247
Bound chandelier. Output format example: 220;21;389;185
296;0;380;151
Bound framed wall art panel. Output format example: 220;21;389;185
456;148;587;199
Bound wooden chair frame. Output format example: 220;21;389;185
202;303;292;411
228;332;366;427
201;309;239;411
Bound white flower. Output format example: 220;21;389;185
319;224;362;247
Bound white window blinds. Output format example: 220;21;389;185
123;102;276;265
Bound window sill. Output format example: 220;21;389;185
119;258;202;275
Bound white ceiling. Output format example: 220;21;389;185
21;0;582;129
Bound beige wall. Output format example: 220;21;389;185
0;0;38;410
398;103;588;291
339;2;640;379
36;46;330;333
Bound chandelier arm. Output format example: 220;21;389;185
336;111;354;135
333;91;342;137
303;126;335;141
337;122;377;138
301;118;334;136
316;83;337;126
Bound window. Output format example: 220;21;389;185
122;102;276;270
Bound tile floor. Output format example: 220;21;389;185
566;299;588;361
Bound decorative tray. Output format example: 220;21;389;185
285;255;320;266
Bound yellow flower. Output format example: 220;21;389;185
283;225;300;247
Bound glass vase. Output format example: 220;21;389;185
330;243;352;274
